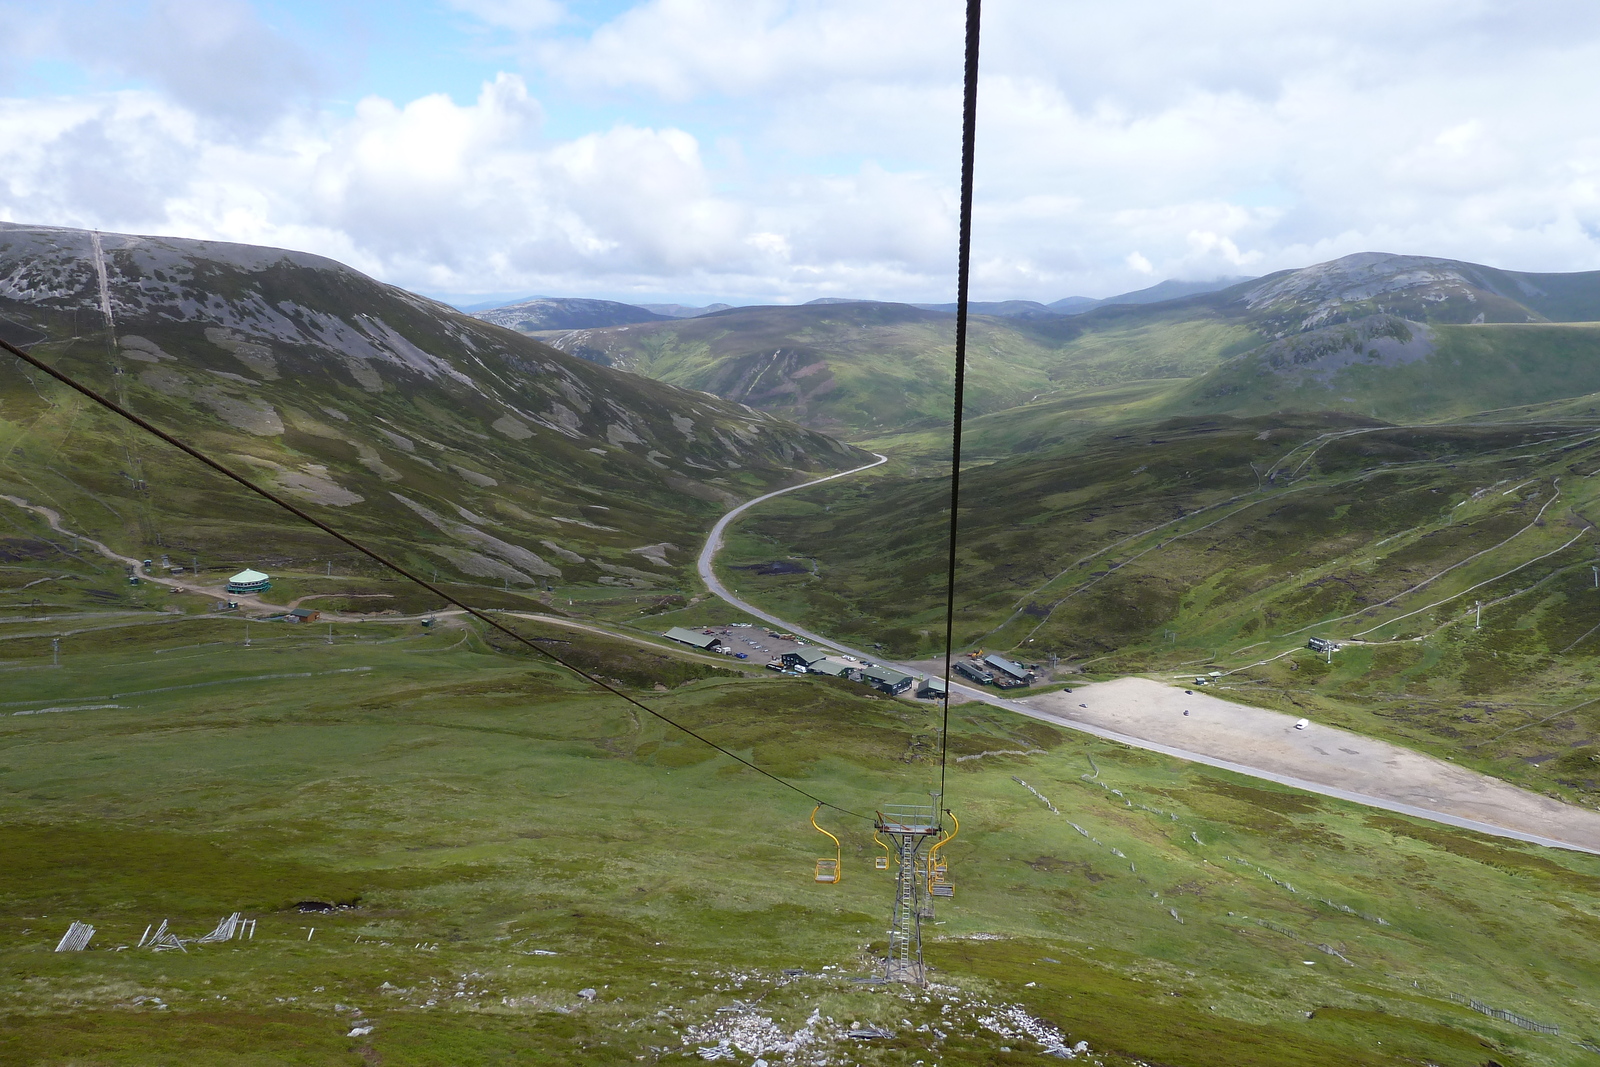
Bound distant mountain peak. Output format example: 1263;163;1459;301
472;297;669;332
1233;252;1600;335
637;303;734;319
1242;253;1474;311
1045;276;1255;316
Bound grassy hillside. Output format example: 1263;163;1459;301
3;574;1598;1064
719;412;1600;807
0;224;866;603
863;378;1190;461
1177;322;1600;422
533;302;1266;440
539;302;1059;438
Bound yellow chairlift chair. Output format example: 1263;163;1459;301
927;810;959;898
811;805;841;884
874;829;891;870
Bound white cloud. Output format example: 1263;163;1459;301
4;0;1600;302
0;0;325;128
535;0;959;102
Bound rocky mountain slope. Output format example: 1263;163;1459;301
0;223;866;597
1157;253;1600;421
1235;252;1600;333
470;296;669;331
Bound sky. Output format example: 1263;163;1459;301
3;1;1600;308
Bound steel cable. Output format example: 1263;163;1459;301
938;0;983;811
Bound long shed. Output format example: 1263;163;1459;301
983;653;1032;683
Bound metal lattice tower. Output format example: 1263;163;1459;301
877;803;943;985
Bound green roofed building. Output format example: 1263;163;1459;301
226;568;271;594
983;653;1032;684
664;627;723;651
860;663;913;695
781;648;830;669
806;656;858;678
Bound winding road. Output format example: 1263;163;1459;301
697;459;1600;856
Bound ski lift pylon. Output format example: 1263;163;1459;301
810;804;842;884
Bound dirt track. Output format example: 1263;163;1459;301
1025;677;1600;853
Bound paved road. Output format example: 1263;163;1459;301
695;462;1600;856
696;453;888;649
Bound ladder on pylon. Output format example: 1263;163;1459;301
887;831;925;982
877;802;942;985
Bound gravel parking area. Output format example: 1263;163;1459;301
1026;677;1600;853
684;622;839;665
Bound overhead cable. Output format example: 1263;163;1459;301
938;0;983;809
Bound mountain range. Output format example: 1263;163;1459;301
499;253;1600;442
465;277;1252;333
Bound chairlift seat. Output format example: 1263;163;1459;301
815;859;839;883
875;856;889;870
